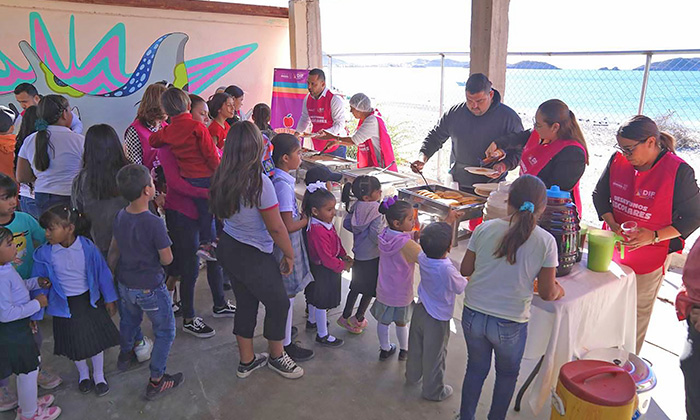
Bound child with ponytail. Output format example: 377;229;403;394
458;174;564;420
303;182;352;348
33;205;120;397
338;175;383;334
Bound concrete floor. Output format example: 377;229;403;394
0;262;688;420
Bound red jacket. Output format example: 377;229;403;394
307;222;346;273
149;113;220;178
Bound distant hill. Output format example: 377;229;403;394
322;55;352;67
507;60;560;70
599;66;620;71
633;57;700;71
408;58;469;68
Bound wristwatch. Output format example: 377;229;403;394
653;230;660;244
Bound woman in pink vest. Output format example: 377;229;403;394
593;115;700;353
486;99;588;215
124;83;167;169
318;93;397;171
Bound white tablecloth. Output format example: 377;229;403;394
524;255;637;415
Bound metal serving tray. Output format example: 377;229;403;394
341;167;417;189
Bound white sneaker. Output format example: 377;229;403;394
15;404;61;420
134;336;154;363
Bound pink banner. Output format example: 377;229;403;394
271;68;309;132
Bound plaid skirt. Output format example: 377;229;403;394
274;229;313;296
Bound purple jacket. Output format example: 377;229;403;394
159;146;208;220
377;227;419;307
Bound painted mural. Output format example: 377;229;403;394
0;12;259;135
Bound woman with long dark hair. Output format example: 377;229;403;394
593;115;700;354
224;85;245;125
210;121;302;379
14;106;40;219
16;95;84;214
71;124;130;256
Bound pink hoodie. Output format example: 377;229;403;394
376;227;420;307
677;240;700;320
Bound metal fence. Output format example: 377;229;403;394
323;49;700;225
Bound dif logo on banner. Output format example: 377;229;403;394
271;68;309;133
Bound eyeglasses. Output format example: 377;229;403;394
614;140;645;156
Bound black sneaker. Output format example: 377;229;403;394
379;343;397;361
183;317;216;338
145;373;184;400
291;326;299;341
236;353;268;379
284;341;315;362
315;334;344;348
305;320;317;331
95;381;110;397
399;349;409;361
117;351;138;372
268;352;304;379
212;300;236;318
78;379;94;393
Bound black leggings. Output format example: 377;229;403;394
342;291;373;321
218;234;289;341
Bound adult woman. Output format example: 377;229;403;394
159;144;235;339
16;95;84;214
14;106;39;219
71;124;129;256
210;121;302;379
487;99;588;214
320;93;397;171
593;115;700;353
224;85;245;126
124;83;167;168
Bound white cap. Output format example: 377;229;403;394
349;93;372;112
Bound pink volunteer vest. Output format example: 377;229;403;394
520;130;587;215
609;151;682;274
306;91;338;152
128;118;165;170
356;110;397;171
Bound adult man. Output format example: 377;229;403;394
13;83;83;133
411;73;523;189
294;69;346;158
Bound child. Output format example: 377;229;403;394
0;106;16;180
0;227;61;420
0;173;62;406
33;205;120;397
224;85;245;125
406;222;467;401
189;94;210;126
148;87;220;262
303;182;351;347
371;197;420;361
338;175;383;334
458;175;564;420
270;134;314;362
252;103;275;140
207;93;234;149
109;164;183;400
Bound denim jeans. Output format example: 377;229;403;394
19;195;40;220
34;193;71;216
183;177;214;244
460;306;528;420
118;283;176;378
681;319;700;420
165;210;226;319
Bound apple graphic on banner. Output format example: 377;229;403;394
283;113;294;128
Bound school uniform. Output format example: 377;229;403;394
306;218;346;310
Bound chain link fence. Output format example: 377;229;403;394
325;50;700;230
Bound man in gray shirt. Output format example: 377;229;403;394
411;73;523;190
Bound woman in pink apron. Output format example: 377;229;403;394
593;115;700;353
486;99;588;215
318;93;397;171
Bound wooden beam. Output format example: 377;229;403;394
59;0;289;19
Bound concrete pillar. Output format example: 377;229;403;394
470;0;510;96
289;0;322;69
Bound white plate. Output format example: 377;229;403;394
472;183;499;192
474;188;490;197
465;167;499;176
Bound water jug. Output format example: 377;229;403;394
538;186;580;277
587;229;625;272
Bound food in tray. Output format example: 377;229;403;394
414;189;483;206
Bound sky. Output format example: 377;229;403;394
221;0;700;68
